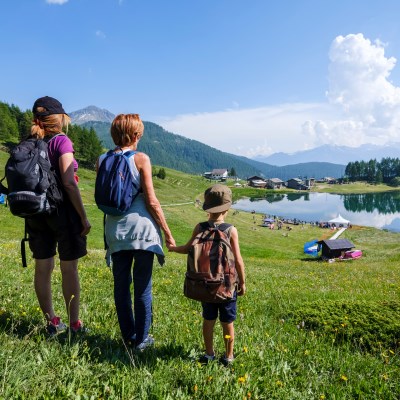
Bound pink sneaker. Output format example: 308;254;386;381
69;320;88;334
47;316;67;336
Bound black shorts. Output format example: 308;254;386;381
202;292;237;323
26;199;87;261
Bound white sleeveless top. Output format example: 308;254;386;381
97;150;164;265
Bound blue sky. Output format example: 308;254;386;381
2;1;400;157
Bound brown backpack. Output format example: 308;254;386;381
184;222;238;303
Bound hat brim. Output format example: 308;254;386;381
203;202;232;213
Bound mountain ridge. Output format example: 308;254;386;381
254;143;400;166
70;105;346;180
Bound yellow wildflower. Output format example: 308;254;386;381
238;376;246;384
340;375;348;381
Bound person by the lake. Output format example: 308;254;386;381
28;96;91;335
96;114;175;350
167;184;246;366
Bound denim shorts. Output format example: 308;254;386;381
202;292;237;323
26;199;87;261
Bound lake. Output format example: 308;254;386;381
233;191;400;232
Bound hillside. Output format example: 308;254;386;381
82;121;265;178
82;120;346;180
0;160;399;398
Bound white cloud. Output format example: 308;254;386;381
96;30;106;39
159;33;400;157
46;0;68;4
159;103;333;157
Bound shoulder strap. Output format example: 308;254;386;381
198;221;232;234
44;133;66;144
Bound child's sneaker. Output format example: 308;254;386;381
198;353;216;365
219;355;234;367
135;335;154;351
69;320;88;334
47;316;67;336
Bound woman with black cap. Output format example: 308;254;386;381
27;96;91;335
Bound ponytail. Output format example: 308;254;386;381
31;108;71;139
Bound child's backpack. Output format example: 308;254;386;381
95;150;141;216
184;222;238;303
0;136;64;218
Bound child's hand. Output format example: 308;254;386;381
238;283;246;296
166;243;176;252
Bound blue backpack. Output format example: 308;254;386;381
95;150;141;216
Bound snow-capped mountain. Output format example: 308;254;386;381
254;143;400;166
69;105;115;125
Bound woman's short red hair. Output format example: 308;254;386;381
111;114;144;147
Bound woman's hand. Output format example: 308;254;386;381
165;236;176;249
80;217;91;236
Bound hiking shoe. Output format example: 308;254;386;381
135;335;155;352
219;355;234;367
123;334;137;348
198;353;216;365
47;316;67;336
69;320;88;334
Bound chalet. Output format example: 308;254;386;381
204;169;228;181
286;178;309;190
317;239;355;259
247;176;267;188
266;178;284;189
323;177;338;184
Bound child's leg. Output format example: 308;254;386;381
221;321;234;359
202;302;218;356
203;318;216;356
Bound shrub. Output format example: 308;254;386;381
285;300;400;352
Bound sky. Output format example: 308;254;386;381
2;0;400;158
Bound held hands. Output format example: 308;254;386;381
165;236;176;250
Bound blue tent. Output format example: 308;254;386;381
304;239;320;257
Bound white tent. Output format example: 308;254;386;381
328;214;350;225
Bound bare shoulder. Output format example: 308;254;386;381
229;225;239;237
134;152;150;170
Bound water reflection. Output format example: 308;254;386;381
233;192;400;232
343;192;400;214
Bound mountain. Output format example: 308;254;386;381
81;120;265;178
80;119;345;180
69;106;115;125
254;143;400;166
69;106;345;179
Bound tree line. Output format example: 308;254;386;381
345;158;400;186
0;101;103;169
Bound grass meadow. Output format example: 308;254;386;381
0;161;399;399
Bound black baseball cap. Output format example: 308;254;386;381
32;96;68;116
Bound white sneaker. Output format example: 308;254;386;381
135;335;154;351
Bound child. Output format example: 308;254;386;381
168;184;246;365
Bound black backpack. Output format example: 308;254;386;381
0;136;64;218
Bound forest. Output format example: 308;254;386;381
0;101;103;169
345;158;400;186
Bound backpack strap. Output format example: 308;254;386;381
199;221;233;238
44;133;66;144
21;220;29;268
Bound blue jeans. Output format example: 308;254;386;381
112;250;154;344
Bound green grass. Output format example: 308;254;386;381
0;159;399;399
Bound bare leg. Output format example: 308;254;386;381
221;321;235;358
202;319;216;356
60;259;80;324
34;258;56;321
